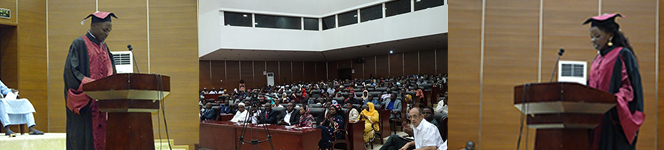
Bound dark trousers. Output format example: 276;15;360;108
379;134;414;150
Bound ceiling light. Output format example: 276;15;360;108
243;14;248;17
390;50;393;54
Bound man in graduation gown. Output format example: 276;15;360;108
64;12;117;150
584;13;645;150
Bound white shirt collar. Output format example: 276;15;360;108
87;31;97;39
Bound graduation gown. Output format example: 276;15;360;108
64;32;116;150
588;46;645;150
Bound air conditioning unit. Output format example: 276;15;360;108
266;72;274;86
558;60;587;85
111;51;133;73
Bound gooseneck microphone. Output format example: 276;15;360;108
549;48;565;82
127;44;140;73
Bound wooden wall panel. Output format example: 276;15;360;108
253;61;267;88
660;0;664;148
327;61;338;81
0;27;18;90
199;60;211;89
47;0;96;133
389;53;403;77
146;0;199;148
266;61;279;84
226;61;240;90
279;61;292;84
337;59;352;69
351;61;364;80
210;61;225;90
420;50;437;75
0;0;16;24
603;0;658;149
364;56;376;79
316;62;327;81
375;55;388;78
303;62;316;82
481;0;540;149
404;51;419;75
99;0;148;74
436;49;447;74
292;61;304;83
240;61;254;88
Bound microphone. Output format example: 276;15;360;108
549;48;565;82
127;44;140;73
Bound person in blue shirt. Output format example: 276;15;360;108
382;94;402;120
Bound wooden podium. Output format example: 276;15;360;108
513;82;615;150
83;73;170;150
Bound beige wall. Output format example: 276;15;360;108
450;0;659;149
47;0;198;148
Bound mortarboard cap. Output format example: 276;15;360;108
81;11;117;25
583;13;623;33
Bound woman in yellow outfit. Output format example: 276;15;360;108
360;102;380;143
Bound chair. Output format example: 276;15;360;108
439;116;448;140
391;98;407;135
331;111;351;150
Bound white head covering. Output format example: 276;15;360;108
238;103;245;107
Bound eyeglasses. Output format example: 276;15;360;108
408;115;421;119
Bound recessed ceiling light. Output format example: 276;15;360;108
243;14;248;17
390;50;393;54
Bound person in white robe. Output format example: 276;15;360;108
0;80;43;135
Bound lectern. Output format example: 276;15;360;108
514;82;615;150
83;73;170;150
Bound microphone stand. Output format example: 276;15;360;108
549;49;565;82
127;44;140;73
237;101;274;150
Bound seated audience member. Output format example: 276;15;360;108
380;106;443;150
278;102;300;126
200;103;217;121
382;94;402;120
434;96;448;115
346;102;359;123
272;98;284;108
230;103;248;123
460;141;475;150
258;103;278;124
360;102;380;143
296;105;315;128
317;104;345;150
219;99;234;114
209;88;217;94
413;85;424;100
0;80;44;135
364;94;378;106
398;107;445;150
201;87;208;94
381;88;392;102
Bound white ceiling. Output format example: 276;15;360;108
199;33;447;61
216;0;390;17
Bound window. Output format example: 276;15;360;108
338;10;358;27
223;11;252;27
322;15;336;30
414;0;445;11
303;18;319;31
360;4;383;22
254;14;301;30
385;0;411;17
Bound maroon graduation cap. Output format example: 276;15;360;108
81;11;117;25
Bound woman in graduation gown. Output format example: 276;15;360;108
584;13;645;150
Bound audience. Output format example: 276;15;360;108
382;94;402;120
346;102;360;123
361;102;380;143
258;103;278;124
230;103;248;123
278;103;300;126
200;103;217;121
317;104;345;150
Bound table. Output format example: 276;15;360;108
200;121;321;150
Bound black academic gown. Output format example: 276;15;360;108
63;32;117;150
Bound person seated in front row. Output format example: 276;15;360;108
295;105;315;128
379;107;445;150
278;102;300;126
258;103;278;124
0;80;43;135
230;103;248;123
317;104;345;150
219;98;235;114
360;102;380;143
200;103;217;121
